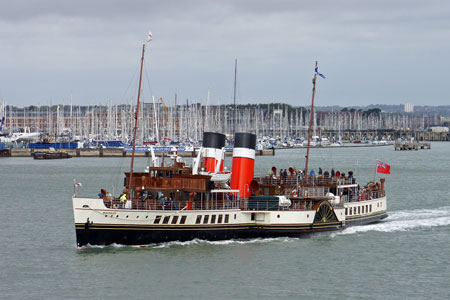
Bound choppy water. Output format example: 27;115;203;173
1;143;450;299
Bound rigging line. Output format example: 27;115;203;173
143;58;154;101
120;63;140;104
110;153;126;198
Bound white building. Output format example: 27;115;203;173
404;102;414;113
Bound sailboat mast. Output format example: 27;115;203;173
304;61;318;175
128;43;146;197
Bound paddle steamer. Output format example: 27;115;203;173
72;42;387;247
72;131;387;247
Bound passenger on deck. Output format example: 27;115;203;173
324;170;330;178
331;168;335;177
120;191;127;208
310;169;316;176
283;169;288;183
98;189;106;199
348;170;354;183
336;170;341;177
318;168;323;176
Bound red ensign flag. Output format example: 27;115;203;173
376;160;390;174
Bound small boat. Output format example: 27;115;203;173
33;148;72;159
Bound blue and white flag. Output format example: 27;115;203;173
315;66;326;79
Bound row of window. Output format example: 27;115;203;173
345;204;373;216
151;214;233;225
154;215;187;225
195;214;230;224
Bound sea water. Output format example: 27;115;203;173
1;143;450;299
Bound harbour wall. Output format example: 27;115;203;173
7;148;276;158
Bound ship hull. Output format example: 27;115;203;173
344;211;388;227
75;222;342;247
72;196;386;247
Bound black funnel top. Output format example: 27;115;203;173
234;132;256;150
202;132;226;149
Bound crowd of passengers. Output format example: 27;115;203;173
264;168;356;185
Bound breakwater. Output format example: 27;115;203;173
5;148;276;157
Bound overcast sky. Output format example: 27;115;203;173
1;0;450;108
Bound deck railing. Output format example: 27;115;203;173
254;175;356;186
102;198;241;211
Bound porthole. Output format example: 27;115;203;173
307;214;309;218
105;215;108;218
136;216;139;218
126;215;129;218
116;215;119;218
146;216;148;219
277;214;280;218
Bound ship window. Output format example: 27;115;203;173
251;213;255;221
195;215;202;224
358;207;360;214
163;216;170;224
349;208;352;215
225;214;229;223
171;216;179;224
154;215;162;224
361;206;364;214
180;216;187;224
366;205;368;213
203;215;209;224
217;215;223;223
353;207;357;214
211;215;216;223
345;208;348;215
370;205;372;212
234;214;236;220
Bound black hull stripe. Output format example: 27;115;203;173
345;211;387;222
75;220;344;246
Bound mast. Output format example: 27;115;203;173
304;61;318;175
128;42;147;198
233;59;237;135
